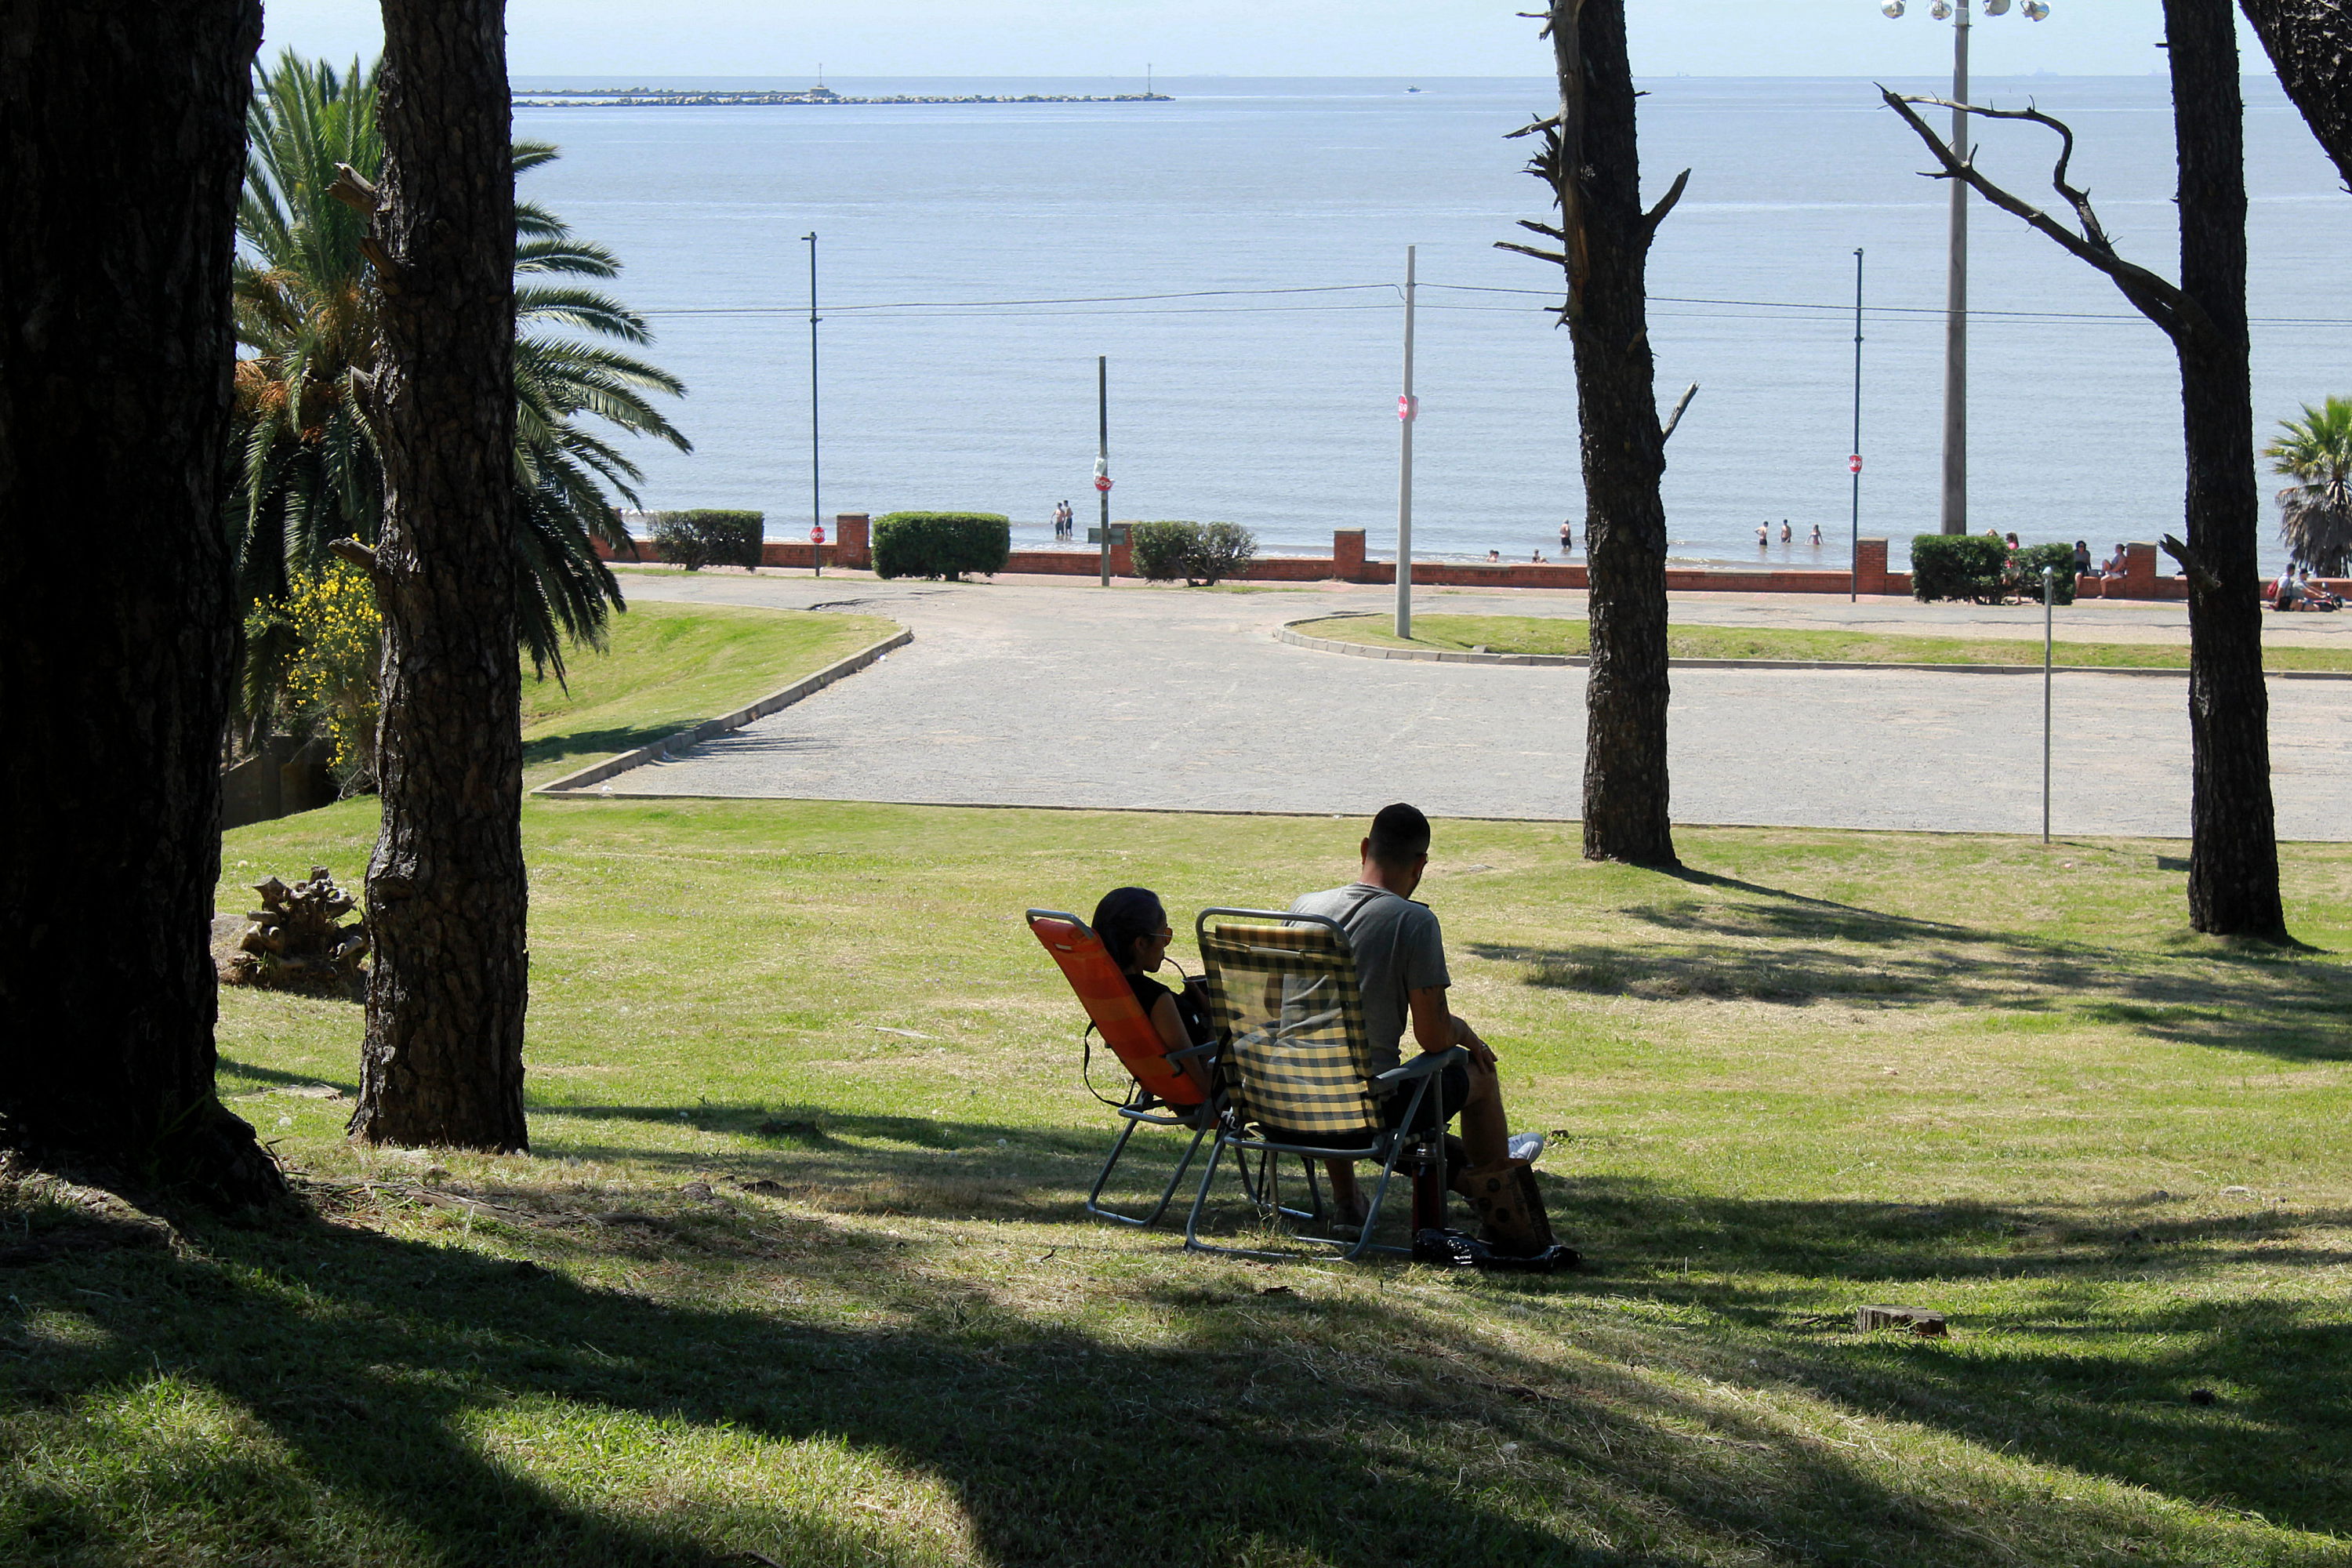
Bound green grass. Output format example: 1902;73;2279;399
520;599;898;783
8;804;2352;1565
1303;612;2352;672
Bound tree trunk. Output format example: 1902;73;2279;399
2170;0;2286;938
348;0;531;1150
0;1;281;1204
2238;0;2352;195
1549;0;1681;866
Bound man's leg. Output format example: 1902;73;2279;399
1454;1058;1508;1168
1450;1061;1564;1258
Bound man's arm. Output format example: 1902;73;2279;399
1407;985;1494;1070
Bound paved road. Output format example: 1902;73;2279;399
603;571;2352;840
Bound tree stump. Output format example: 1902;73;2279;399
220;866;368;998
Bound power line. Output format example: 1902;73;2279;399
632;277;2352;329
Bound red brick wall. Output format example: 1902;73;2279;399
593;524;2214;601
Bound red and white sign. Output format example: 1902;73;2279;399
1397;394;1418;422
810;524;826;544
1849;454;1864;474
1095;475;1114;492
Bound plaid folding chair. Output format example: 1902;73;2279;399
1027;908;1221;1226
1184;908;1464;1261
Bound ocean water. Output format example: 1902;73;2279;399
513;74;2352;571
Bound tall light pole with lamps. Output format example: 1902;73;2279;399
1878;0;2050;535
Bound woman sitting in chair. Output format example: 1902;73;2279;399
1093;887;1214;1059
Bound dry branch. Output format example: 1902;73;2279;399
1878;87;2219;352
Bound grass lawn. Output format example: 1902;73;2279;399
521;598;898;784
1301;612;2352;673
6;793;2351;1566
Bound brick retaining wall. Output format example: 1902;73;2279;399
597;519;2212;601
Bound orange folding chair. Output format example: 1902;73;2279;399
1028;908;1221;1226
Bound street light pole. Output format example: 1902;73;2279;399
1396;244;1417;641
803;232;820;573
1850;247;1864;601
1096;355;1111;588
1940;5;1969;535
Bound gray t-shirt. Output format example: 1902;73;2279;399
1287;882;1451;1077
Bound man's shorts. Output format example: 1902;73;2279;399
1380;1059;1472;1134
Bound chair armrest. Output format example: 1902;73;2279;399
1372;1046;1467;1086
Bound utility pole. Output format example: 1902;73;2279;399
1096;355;1112;587
803;231;820;575
1850;247;1864;601
1395;245;1417;639
1940;3;1969;535
2042;563;2054;844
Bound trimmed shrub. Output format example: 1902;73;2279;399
872;512;1011;580
2009;542;2079;605
1192;522;1258;586
1909;533;2009;604
1129;521;1196;583
1127;520;1261;586
652;510;764;571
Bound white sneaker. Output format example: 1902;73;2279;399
1507;1131;1547;1165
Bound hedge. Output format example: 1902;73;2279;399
1912;534;2081;604
1909;533;2010;604
872;512;1011;580
1129;521;1259;586
651;510;764;572
2009;542;2078;605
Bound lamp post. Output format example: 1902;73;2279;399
1878;0;2050;535
802;232;819;572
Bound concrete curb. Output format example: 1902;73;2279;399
1276;616;2352;680
532;628;914;797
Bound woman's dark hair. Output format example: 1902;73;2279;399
1091;886;1166;972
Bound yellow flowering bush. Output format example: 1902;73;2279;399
279;560;382;786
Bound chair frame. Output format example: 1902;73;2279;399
1182;906;1468;1262
1028;908;1225;1229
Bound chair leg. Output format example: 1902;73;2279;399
1086;1116;1210;1228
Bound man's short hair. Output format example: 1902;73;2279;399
1367;803;1432;867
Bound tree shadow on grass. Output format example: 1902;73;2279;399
1533;1172;2352;1538
522;723;692;776
1468;867;2352;1062
12;1173;2334;1568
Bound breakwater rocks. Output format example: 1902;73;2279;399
514;89;1171;108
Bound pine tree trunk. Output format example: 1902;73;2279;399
0;1;281;1204
2237;0;2352;196
348;0;531;1151
2169;0;2286;938
1554;0;1679;866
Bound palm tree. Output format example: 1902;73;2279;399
2264;396;2352;576
231;53;689;732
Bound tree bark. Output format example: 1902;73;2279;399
1534;0;1683;866
2238;0;2352;196
0;2;281;1204
2170;0;2285;937
348;0;531;1150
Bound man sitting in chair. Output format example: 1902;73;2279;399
1290;802;1568;1261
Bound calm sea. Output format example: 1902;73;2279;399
513;74;2352;572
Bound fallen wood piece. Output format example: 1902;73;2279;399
1855;1304;1948;1336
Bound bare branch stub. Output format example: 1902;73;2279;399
1659;381;1700;445
1878;85;2218;352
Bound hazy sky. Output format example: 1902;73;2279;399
258;2;2246;81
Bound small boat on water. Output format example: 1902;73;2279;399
1406;85;1421;93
